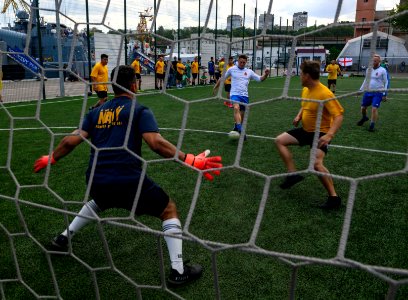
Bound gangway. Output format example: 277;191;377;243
132;50;155;73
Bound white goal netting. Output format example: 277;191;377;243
0;0;407;299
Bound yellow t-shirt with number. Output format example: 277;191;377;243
90;62;108;92
300;83;344;133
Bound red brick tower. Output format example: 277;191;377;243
354;0;377;37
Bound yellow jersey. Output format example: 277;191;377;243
155;61;165;74
177;62;185;75
224;63;234;84
326;64;341;80
131;59;141;74
300;83;344;133
218;61;225;75
191;61;199;74
90;62;108;92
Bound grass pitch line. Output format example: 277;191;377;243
0;126;404;156
3;96;86;109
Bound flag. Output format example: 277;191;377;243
338;57;353;67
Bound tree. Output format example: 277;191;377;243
389;3;408;31
328;46;341;61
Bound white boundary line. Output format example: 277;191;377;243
0;126;405;157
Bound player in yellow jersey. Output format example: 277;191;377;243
191;56;199;86
275;60;344;210
90;54;109;109
325;60;342;94
155;55;165;90
176;58;186;88
130;56;142;91
218;57;225;78
213;56;234;107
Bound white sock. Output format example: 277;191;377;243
162;218;184;274
62;200;101;237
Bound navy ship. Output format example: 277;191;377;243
0;10;91;80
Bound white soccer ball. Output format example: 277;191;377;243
228;130;240;140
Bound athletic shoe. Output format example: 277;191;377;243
368;123;375;132
319;196;341;210
357;116;369;126
279;174;304;189
50;234;69;251
167;262;203;286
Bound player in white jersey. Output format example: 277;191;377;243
216;54;270;135
357;54;389;132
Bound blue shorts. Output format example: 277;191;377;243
90;176;169;217
361;92;383;108
230;95;249;111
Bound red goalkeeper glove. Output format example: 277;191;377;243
34;153;57;173
184;149;222;181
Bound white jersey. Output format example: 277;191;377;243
223;66;261;97
360;66;389;95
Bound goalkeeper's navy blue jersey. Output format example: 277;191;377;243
82;96;159;184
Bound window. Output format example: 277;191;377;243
364;0;368;2
362;18;367;22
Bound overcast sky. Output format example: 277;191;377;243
0;0;400;31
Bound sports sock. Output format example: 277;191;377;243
163;218;183;274
235;123;242;133
61;200;101;237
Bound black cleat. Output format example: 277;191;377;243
357;116;369;126
319;196;341;210
368;123;375;132
168;262;203;286
50;234;69;251
279;174;304;189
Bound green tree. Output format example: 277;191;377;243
328;46;341;61
389;3;408;31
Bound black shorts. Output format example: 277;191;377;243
96;91;108;99
286;127;329;154
328;79;337;86
135;73;141;80
224;84;231;92
209;70;215;76
156;73;165;80
176;73;183;81
90;176;169;217
192;73;198;79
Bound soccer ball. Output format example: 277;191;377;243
228;130;240;140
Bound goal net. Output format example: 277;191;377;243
0;0;407;299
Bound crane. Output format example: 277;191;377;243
1;0;30;14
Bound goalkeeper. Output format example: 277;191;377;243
33;65;222;286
